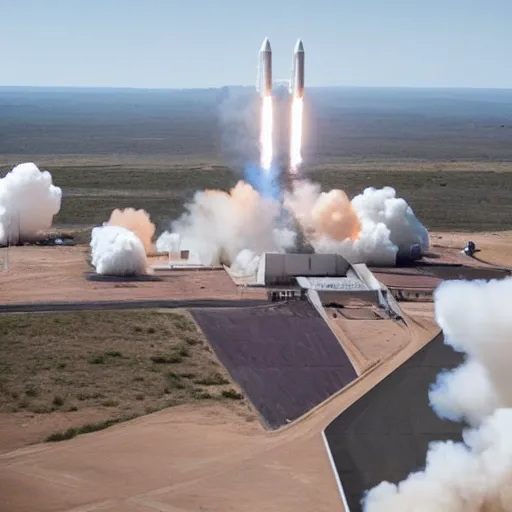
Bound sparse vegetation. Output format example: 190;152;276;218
4;88;512;233
150;354;182;364
193;389;212;400
0;310;249;446
101;399;119;407
194;373;229;386
222;389;244;400
104;351;123;358
178;346;190;358
3;162;512;232
25;385;38;397
45;414;139;442
184;335;200;345
52;395;65;407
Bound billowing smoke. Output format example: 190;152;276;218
156;232;180;253
157;178;428;270
90;225;147;276
106;208;155;254
283;179;360;239
363;277;512;512
230;249;262;276
286;181;429;266
0;162;62;245
156;180;295;267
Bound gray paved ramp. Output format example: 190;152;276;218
324;333;464;511
191;300;357;429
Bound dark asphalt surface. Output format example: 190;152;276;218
0;299;268;314
192;300;357;429
324;333;464;512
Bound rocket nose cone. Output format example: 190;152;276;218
294;39;304;53
260;37;271;52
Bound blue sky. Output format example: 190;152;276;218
2;0;511;88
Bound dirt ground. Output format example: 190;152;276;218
2;231;510;307
0;310;251;453
0;246;266;304
430;230;512;267
326;306;410;375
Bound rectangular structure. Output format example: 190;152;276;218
257;253;351;286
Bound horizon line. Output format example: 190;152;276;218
2;84;512;92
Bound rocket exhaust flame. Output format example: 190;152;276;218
290;97;303;174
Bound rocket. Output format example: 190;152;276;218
257;37;272;98
290;39;305;98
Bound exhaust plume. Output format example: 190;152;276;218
156;180;295;267
106;208;155;254
0;162;62;245
90;225;147;276
363;277;512;511
431;278;512;423
290;97;304;173
285;181;429;266
158;179;428;271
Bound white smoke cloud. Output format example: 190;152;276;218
431;278;512;423
285;181;429;266
156;180;295;267
363;277;512;512
0;162;62;245
364;409;512;512
352;186;429;253
156;232;180;253
90;225;147;276
429;358;499;427
106;208;155;254
230;249;261;276
157;179;428;272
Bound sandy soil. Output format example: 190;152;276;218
0;307;435;512
0;409;110;454
430;230;512;267
0;246;266;304
1;233;509;306
326;309;410;375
